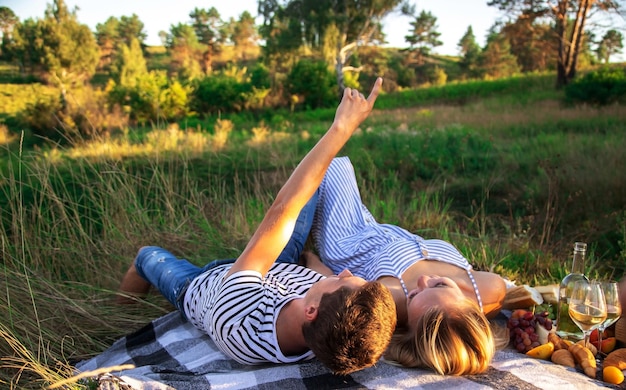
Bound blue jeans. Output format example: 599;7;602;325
134;190;319;312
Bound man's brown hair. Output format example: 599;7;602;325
302;281;396;375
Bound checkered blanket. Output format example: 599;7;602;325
75;311;616;389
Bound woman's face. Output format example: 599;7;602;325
406;275;466;326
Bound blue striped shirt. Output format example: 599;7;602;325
183;262;324;364
312;157;475;293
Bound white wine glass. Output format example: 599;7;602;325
597;281;622;356
568;280;607;350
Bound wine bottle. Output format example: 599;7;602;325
556;242;589;340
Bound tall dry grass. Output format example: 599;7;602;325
0;122;310;388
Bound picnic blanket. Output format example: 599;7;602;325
76;311;620;389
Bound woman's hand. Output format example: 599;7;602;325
332;77;382;136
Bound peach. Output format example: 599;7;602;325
591;336;617;354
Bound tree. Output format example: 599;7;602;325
114;37;147;87
478;32;520;79
258;0;409;92
457;25;481;78
0;6;18;40
39;0;99;91
118;14;147;46
189;7;224;73
95;15;146;72
231;11;259;61
95;17;120;70
0;6;19;59
596;29;623;63
488;0;623;87
405;10;442;62
166;23;203;80
500;18;556;72
2;1;100;84
2;18;44;75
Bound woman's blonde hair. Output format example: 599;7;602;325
384;299;495;375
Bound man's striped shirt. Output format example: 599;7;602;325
183;262;324;364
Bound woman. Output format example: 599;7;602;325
117;79;397;375
306;156;507;375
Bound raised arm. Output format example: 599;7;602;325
225;78;383;278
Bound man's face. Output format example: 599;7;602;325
305;269;367;303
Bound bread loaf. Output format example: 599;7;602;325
604;348;626;370
534;284;559;304
503;285;544;309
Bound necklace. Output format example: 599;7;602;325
399;277;409;297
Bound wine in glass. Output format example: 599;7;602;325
597;281;622;355
568;280;607;350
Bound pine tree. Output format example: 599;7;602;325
457;26;481;78
596;29;624;64
405;10;442;62
478;32;520;79
116;37;147;87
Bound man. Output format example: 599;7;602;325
118;78;397;375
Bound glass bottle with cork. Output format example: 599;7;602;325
556;242;589;340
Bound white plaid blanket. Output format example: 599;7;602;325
76;311;617;389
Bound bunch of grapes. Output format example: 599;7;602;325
507;309;553;353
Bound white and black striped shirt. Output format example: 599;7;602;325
312;157;478;300
183;262;324;365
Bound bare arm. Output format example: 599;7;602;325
299;251;334;276
225;78;383;278
479;272;507;319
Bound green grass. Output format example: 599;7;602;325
1;73;625;388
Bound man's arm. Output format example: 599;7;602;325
225;78;382;278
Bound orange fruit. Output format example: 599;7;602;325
601;337;617;354
603;366;624;385
526;342;554;360
511;309;528;320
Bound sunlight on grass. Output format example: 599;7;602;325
0;325;72;389
369;98;626;132
247;123;291;146
39;119;305;162
0;124;15;145
212;119;233;150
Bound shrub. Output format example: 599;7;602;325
286;59;338;109
565;66;626;106
17;86;129;145
389;56;416;89
17;96;63;142
190;74;252;116
249;63;271;89
108;70;190;125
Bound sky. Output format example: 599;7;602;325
4;0;503;57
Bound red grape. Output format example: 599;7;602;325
507;309;554;353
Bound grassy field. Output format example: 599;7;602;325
1;73;625;388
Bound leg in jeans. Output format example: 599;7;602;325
132;246;204;311
118;192;319;306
